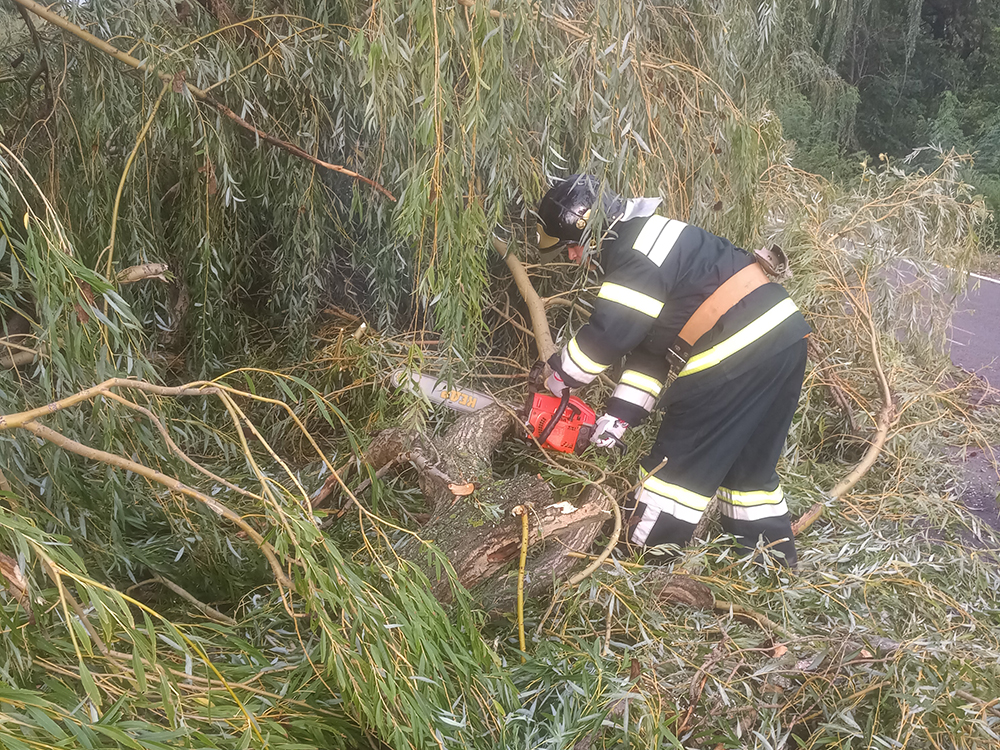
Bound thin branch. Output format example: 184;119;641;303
808;338;858;434
198;93;395;200
212;389;307;537
514;504;529;659
790;502;825;538
20;421;292;590
131;576;237;626
70;655;332;716
13;2;43;58
0;337;39;355
100;390;261;501
39;557;122;666
13;0;52;114
104;80;171;281
543;296;591;315
830;314;895;498
489;302;534;339
567;459;666;586
0;377;219;431
956;690;1000;717
9;0;395;201
317;459;401;527
206;380;430;544
29;545;266;743
64;583;116;661
405;450;457;486
713;599;795;641
567;494;621;586
677;638;728;734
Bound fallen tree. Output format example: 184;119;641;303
347;405;611;608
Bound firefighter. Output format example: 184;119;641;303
537;174;809;566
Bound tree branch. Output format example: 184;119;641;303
793;319;895;536
492;234;555;359
0;377;219;431
0;347;38;369
116;263;170;284
105;81;171;281
807;338;858;434
131;576;237;626
19;421;292;590
100;390;261;501
39;557;122;665
12;0;51;110
514;504;529;658
8;0;395;201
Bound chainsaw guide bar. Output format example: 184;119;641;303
392;366;599;455
390;369;494;413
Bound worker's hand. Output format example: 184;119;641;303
592;414;628;449
545;368;570;397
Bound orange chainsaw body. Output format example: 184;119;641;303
525;392;597;455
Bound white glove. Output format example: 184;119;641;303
591;414;628;449
545;369;569;397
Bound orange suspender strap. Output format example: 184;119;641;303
676;262;770;349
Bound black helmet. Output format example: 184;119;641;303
536;174;624;250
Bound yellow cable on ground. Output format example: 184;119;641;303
515;505;529;659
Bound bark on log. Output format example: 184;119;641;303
358;404;612;609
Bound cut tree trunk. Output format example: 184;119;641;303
355;404;612;610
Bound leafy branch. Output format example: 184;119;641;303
9;0;395;201
0;378;293;590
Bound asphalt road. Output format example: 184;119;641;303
949;274;1000;532
950;273;1000;382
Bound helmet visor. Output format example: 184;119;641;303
536;225;566;250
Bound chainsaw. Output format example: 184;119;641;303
520;360;597;454
391;363;598;455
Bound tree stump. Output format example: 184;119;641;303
358;404;612;609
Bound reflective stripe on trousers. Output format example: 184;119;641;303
631;476;712;544
717;486;789;521
631;482;790;544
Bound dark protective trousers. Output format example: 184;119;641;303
623;338;807;566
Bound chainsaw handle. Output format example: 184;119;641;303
594;431;628;454
537;389;570;446
526;360;547;393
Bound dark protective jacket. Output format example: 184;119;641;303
549;214;811;426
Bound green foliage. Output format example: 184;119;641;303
811;0;1000;247
776;91;864;182
0;1;997;749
